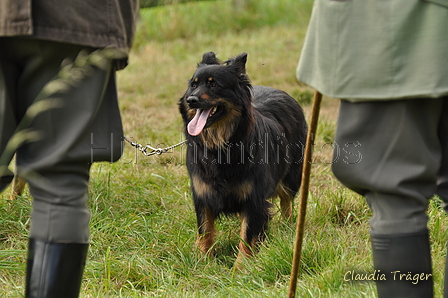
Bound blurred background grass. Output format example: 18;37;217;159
134;0;313;44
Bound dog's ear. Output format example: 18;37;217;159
199;52;220;66
226;53;247;76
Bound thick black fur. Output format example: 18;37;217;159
178;52;307;264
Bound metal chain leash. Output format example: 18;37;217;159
123;135;187;156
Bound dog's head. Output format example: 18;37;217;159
179;52;253;145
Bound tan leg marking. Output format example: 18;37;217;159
234;215;257;267
276;183;293;219
196;207;216;256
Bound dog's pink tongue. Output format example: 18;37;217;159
187;108;212;136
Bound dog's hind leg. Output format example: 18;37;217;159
276;183;294;219
195;206;217;256
277;164;302;219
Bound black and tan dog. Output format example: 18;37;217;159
179;52;307;265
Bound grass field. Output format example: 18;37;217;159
1;0;448;297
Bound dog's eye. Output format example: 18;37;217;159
190;78;199;88
210;82;218;88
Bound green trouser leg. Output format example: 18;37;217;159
25;239;89;298
371;232;433;298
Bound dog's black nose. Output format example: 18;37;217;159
187;96;199;105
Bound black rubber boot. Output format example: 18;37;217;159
371;231;433;298
25;238;89;298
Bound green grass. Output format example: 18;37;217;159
1;0;448;297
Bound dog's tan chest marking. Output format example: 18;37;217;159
234;181;253;201
192;175;214;198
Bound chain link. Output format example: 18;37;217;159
123;135;187;156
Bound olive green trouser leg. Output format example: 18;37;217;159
0;37;124;296
332;98;446;297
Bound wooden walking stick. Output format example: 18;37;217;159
288;90;323;298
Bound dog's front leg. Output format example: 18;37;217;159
195;204;216;257
235;206;270;267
